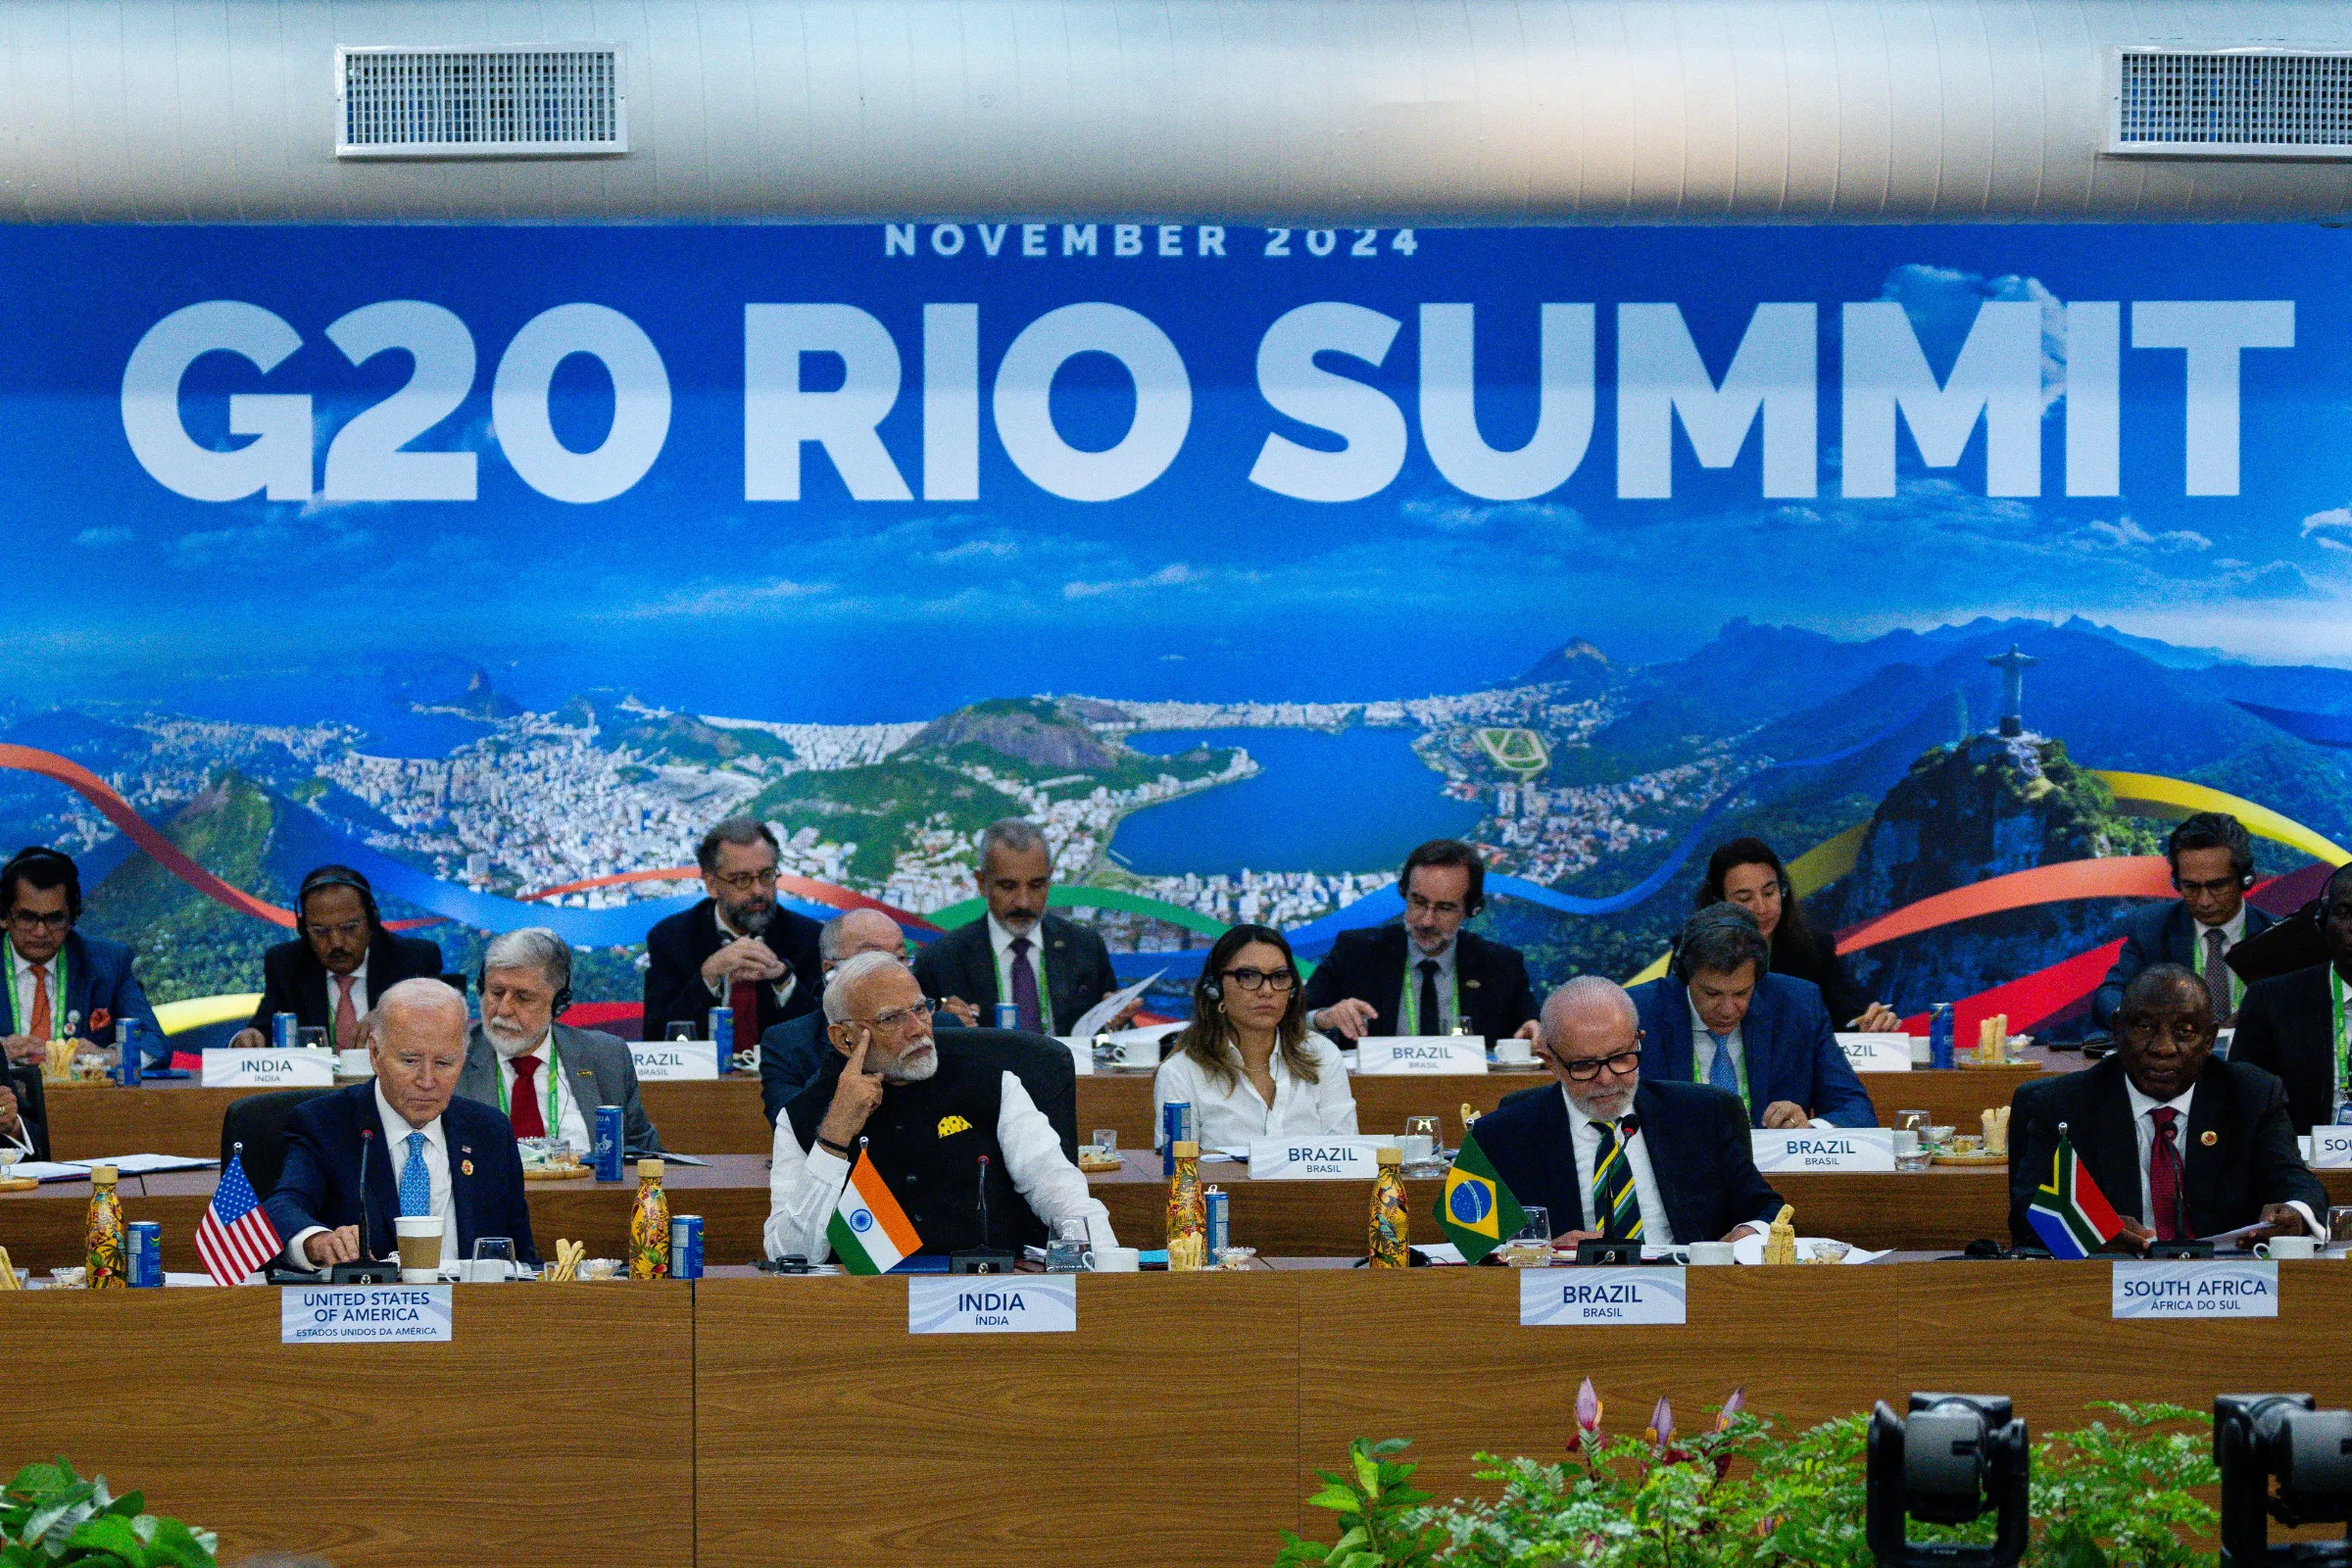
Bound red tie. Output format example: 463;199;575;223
2149;1105;2186;1242
510;1054;547;1139
25;965;49;1042
333;975;360;1053
729;978;760;1057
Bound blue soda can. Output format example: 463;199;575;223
272;1012;298;1052
1161;1101;1195;1175
593;1104;624;1181
707;1005;734;1073
1929;1003;1955;1070
994;1002;1020;1030
117;1016;142;1087
126;1222;163;1287
669;1214;705;1279
1204;1187;1229;1258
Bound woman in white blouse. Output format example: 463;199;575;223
1153;923;1357;1149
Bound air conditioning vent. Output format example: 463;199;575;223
2109;47;2352;158
337;46;626;159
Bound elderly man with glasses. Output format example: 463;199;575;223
1303;838;1540;1044
642;817;824;1054
458;926;664;1158
763;952;1114;1264
1452;976;1783;1247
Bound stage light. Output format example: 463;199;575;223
1865;1394;2030;1567
2217;1395;2352;1566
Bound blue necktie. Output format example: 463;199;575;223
399;1131;431;1218
1706;1035;1740;1095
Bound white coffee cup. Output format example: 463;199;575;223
1891;1129;1921;1156
2256;1234;2318;1260
1397;1134;1436;1164
394;1215;445;1283
1686;1241;1737;1266
1496;1040;1536;1064
1116;1036;1160;1069
1093;1246;1141;1272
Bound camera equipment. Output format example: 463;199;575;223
2217;1395;2352;1565
1866;1394;2030;1567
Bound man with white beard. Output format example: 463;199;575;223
458;927;665;1158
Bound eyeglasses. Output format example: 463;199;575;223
1556;1047;1642;1081
859;997;939;1033
711;867;781;892
1221;966;1297;993
1404;895;1464;918
4;909;70;933
303;919;368;943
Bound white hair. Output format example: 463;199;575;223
482;926;571;994
823;950;906;1024
977;817;1046;862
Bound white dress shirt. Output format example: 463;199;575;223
1563;1089;1679;1246
1396;939;1459;1033
495;1033;592;1152
281;1083;455;1271
1152;1034;1358;1149
988;914;1048;1017
2122;1077;2319;1239
2194;906;2248;1013
763;1070;1113;1261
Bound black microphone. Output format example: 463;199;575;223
357;1127;376;1261
975;1153;991;1246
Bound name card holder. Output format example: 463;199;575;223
1248;1137;1390;1180
2111;1259;2278;1319
627;1040;720;1082
282;1284;454;1344
2309;1127;2352;1168
203;1049;336;1089
1835;1034;1914;1072
1520;1267;1688;1326
1750;1127;1896;1173
1353;1038;1489;1074
907;1274;1077;1334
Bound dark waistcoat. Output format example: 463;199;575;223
786;1051;1023;1255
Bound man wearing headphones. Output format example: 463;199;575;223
2090;812;2274;1032
456;927;662;1157
229;865;445;1052
0;847;157;1080
1302;839;1540;1043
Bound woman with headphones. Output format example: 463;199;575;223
1701;838;1903;1033
1152;923;1358;1150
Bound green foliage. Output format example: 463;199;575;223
0;1460;216;1568
1275;1439;1446;1568
1284;1401;2224;1568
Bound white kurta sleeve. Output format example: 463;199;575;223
763;1108;853;1261
996;1073;1116;1248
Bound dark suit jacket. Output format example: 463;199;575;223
1466;1077;1784;1244
642;899;821;1043
909;912;1118;1035
1300;925;1538;1039
2005;1054;2323;1247
1;931;158;1054
456;1022;663;1156
2228;960;2346;1133
244;929;445;1041
1627;973;1874;1128
2092;901;2275;1030
7;1065;48;1162
263;1081;536;1265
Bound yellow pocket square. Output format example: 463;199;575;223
937;1114;973;1137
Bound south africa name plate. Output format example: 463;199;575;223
2111;1260;2278;1319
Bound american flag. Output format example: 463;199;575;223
196;1146;282;1286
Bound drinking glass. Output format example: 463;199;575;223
1895;1109;1931;1135
469;1236;516;1283
1045;1219;1091;1273
1091;1129;1118;1160
665;1021;698;1043
2328;1206;2352;1251
1402;1114;1442;1167
298;1026;328;1052
1496;1206;1554;1267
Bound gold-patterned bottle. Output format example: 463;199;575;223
1166;1140;1206;1271
627;1158;670;1280
86;1164;127;1289
1369;1147;1408;1267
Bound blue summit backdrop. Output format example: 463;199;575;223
2;220;2349;1030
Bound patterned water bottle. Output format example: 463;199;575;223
1165;1141;1206;1271
627;1159;670;1280
1368;1147;1409;1267
86;1165;128;1289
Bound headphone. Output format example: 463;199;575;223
296;865;382;930
477;961;572;1019
1399;843;1487;918
0;847;81;922
2166;814;2258;891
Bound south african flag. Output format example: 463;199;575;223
2025;1125;2125;1259
1435;1128;1527;1265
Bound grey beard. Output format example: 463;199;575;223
727;901;774;935
882;1042;939;1083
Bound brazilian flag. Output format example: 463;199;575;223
1435;1129;1526;1264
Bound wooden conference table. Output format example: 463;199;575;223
13;1259;2352;1568
37;1057;2049;1159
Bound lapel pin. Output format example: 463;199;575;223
1465;978;1482;989
2200;1130;2218;1147
461;1158;474;1175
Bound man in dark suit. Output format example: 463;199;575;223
910;818;1119;1036
457;927;662;1157
2091;812;2274;1030
1463;976;1784;1245
1628;904;1873;1129
1303;840;1539;1043
230;865;443;1052
642;817;822;1050
267;978;536;1270
0;847;160;1069
2008;964;2322;1250
2228;861;2352;1133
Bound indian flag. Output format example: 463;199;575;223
2025;1124;2125;1259
827;1150;922;1275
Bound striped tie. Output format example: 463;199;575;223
1592;1117;1642;1240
